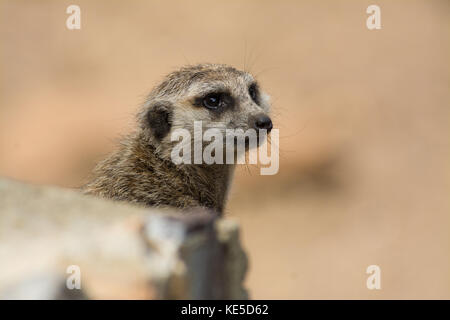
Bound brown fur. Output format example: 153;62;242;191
82;64;271;214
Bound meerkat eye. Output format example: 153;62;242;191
202;93;222;109
249;83;258;103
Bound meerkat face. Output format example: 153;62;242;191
141;64;272;160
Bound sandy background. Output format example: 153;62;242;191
0;0;449;299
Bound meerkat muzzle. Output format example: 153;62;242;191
252;114;273;133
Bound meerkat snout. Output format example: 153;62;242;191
251;114;273;132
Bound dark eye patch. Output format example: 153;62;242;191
248;83;260;105
193;91;235;113
203;92;221;110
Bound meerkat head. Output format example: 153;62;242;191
139;64;272;162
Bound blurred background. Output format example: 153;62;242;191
0;0;449;299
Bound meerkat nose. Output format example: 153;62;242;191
254;114;273;132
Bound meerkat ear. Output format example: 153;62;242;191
145;102;173;140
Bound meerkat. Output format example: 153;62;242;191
83;64;272;215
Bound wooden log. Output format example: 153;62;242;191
0;178;248;299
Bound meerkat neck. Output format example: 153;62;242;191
136;132;236;213
83;133;235;214
141;132;235;213
187;163;235;213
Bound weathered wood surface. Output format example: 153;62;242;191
0;178;248;299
